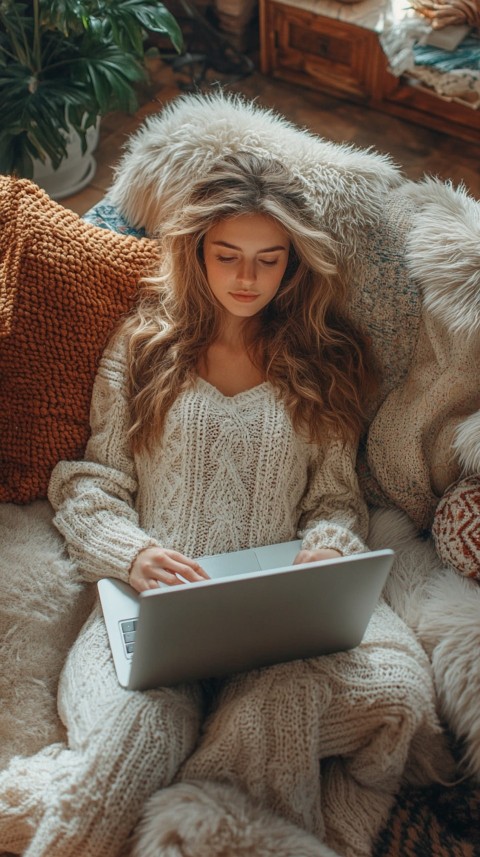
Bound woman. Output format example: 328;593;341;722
0;152;439;857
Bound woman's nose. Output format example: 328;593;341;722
237;260;256;286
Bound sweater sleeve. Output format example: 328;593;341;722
297;437;369;556
47;334;159;584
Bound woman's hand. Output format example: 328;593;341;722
129;546;210;593
293;548;343;565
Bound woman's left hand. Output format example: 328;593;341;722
293;548;343;565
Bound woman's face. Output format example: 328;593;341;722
203;213;290;321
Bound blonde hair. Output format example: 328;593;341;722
122;153;378;452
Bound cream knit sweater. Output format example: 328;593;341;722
48;334;369;579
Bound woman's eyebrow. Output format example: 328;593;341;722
211;240;288;252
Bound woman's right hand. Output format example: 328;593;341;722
129;546;210;593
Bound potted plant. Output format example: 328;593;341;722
0;0;183;195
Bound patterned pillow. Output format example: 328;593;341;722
432;475;480;580
0;176;160;504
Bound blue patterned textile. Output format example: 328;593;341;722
82;198;146;238
413;34;480;71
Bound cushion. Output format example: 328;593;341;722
432;475;480;579
0;175;160;504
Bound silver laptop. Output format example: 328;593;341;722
98;540;394;691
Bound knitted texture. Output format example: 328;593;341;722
366;311;480;530
48;333;369;582
0;604;204;857
432;475;480;579
139;602;444;857
0;743;67;854
0;175;160;504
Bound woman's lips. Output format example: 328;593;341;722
230;292;259;302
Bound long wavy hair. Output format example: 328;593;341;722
121;152;379;452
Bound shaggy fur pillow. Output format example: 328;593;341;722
108;90;404;256
0;176;160;504
432;475;480;580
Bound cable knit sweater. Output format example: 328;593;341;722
48;334;369;580
14;340;445;857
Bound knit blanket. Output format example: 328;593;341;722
0;500;461;857
169;602;445;857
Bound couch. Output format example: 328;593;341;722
1;91;479;857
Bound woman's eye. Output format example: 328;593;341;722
259;259;278;267
217;255;237;263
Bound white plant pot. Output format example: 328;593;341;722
32;120;100;200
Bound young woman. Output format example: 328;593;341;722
1;153;429;857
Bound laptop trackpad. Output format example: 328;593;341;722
197;539;302;580
199;549;261;579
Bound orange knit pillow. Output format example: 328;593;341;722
0;176;160;504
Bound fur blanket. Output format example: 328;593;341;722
1;501;480;857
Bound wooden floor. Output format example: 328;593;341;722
60;52;480;217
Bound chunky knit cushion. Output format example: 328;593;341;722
0;176;160;504
432;475;480;580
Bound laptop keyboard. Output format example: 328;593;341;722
120;618;137;657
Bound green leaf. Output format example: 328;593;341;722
0;130;35;178
0;0;184;176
